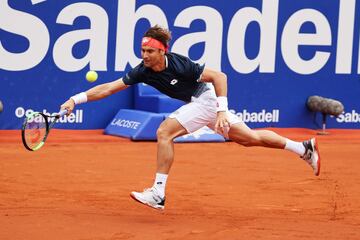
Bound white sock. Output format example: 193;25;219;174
153;173;168;198
284;139;306;156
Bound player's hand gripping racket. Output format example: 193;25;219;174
21;109;68;151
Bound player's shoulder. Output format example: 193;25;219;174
131;62;146;73
128;62;150;78
166;52;196;71
124;62;148;85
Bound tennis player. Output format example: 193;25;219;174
60;25;320;210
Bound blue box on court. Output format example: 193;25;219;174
105;86;226;142
104;109;225;142
104;109;165;140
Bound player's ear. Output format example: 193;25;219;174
160;49;165;55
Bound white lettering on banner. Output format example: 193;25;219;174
115;0;168;71
281;9;331;74
58;109;83;123
230;109;279;123
1;0;360;74
336;110;360;123
31;0;46;4
111;118;141;129
14;107;83;123
336;0;356;74
53;3;109;72
227;0;278;73
172;6;223;70
0;0;49;71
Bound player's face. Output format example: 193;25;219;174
141;46;164;68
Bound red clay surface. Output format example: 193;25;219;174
1;128;360;240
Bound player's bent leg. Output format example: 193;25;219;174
131;99;212;210
130;118;187;210
156;118;188;174
228;122;286;149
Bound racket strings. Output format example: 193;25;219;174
24;116;47;149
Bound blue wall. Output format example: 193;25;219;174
0;0;359;129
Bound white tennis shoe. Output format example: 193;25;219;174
130;187;165;210
301;138;321;176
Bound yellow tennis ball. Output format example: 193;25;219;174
86;71;98;82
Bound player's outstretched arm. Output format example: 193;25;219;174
61;78;128;114
86;78;129;101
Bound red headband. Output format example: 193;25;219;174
142;37;168;52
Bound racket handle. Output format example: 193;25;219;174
58;109;68;117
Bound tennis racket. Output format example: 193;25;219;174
21;109;68;151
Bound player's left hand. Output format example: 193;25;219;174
215;111;230;138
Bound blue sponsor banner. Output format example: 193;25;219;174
0;0;359;129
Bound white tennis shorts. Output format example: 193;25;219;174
168;89;242;136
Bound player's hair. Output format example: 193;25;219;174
144;25;172;49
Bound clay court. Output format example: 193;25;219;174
0;128;359;240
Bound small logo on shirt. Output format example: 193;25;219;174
170;79;178;85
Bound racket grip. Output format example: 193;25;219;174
58;109;68;117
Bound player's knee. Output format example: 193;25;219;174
156;127;172;142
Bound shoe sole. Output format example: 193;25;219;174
130;193;164;210
313;138;321;176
